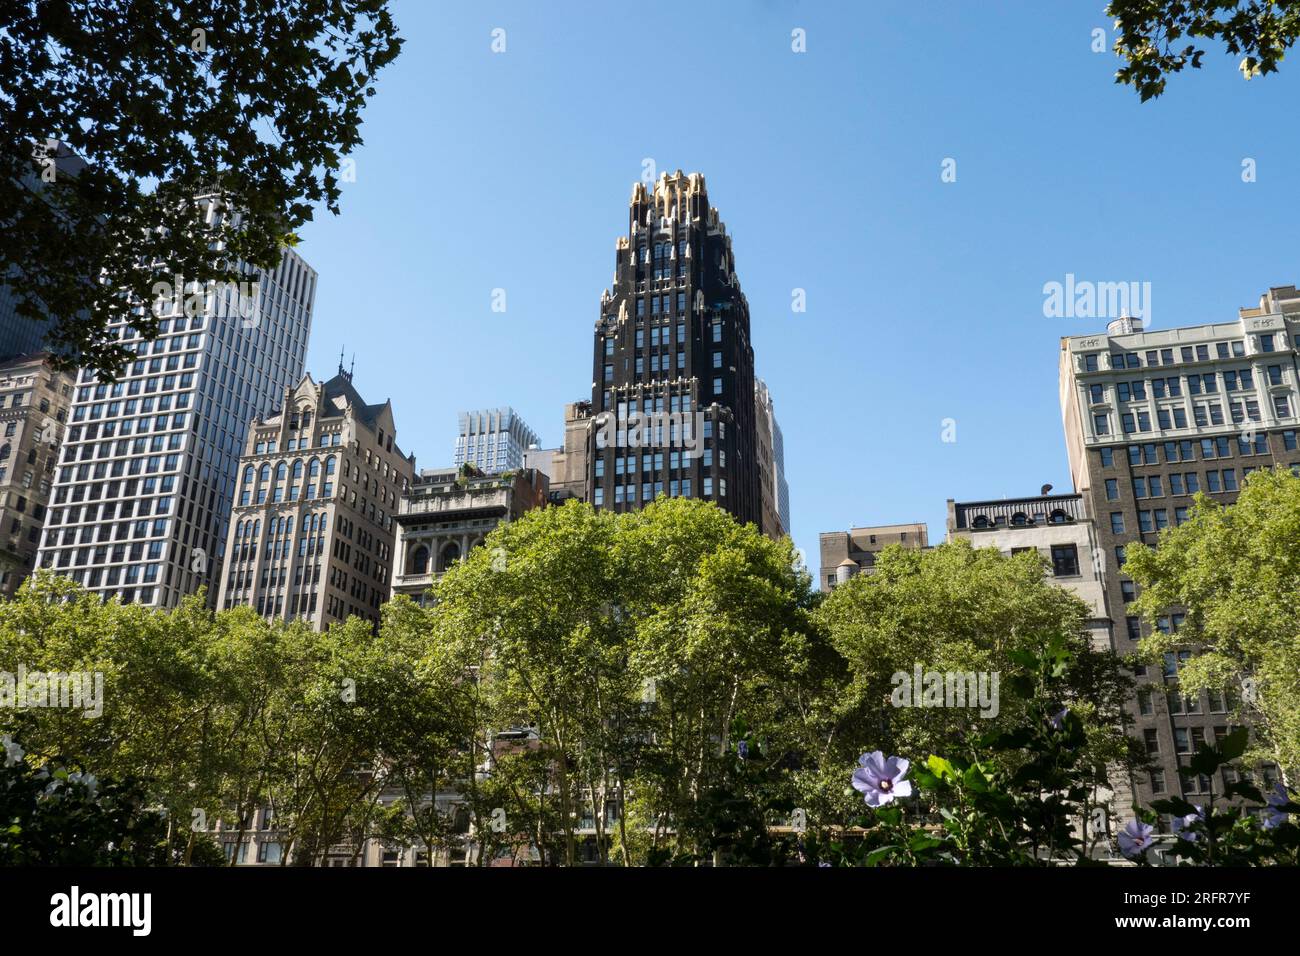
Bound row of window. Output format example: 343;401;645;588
593;478;728;507
1096;394;1290;435
254;432;343;454
1086;333;1295;373
1100;432;1298;468
1108;468;1241;501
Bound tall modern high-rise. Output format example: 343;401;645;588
588;171;760;527
773;416;790;537
218;367;413;630
1060;291;1297;815
453;407;538;475
0;142;88;361
34;235;316;608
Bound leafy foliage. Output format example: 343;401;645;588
11;497;1285;866
0;0;400;377
1125;468;1300;775
1109;0;1300;100
1;740;169;865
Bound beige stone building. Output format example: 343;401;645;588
548;400;594;502
0;353;74;597
391;463;548;606
217;368;414;630
945;493;1112;649
1060;295;1297;824
818;522;928;591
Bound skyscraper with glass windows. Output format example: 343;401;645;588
34;243;316;608
452;407;538;474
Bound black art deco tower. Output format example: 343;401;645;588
588;171;760;528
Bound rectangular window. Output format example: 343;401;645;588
1050;544;1079;577
1110;512;1125;534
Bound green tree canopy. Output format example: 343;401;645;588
813;539;1135;836
1109;0;1300;100
0;0;400;377
1126;467;1300;781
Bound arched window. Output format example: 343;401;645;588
438;542;461;572
275;462;287;481
251;519;261;539
325;456;336;475
292;459;304;480
1011;513;1028;526
410;545;430;574
243;465;254;484
972;515;989;528
308;458;320;478
302;513;312;531
1050;509;1068;524
259;464;270;483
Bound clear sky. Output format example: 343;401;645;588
294;0;1300;570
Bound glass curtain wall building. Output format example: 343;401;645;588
34;235;315;607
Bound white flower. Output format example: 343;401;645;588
1;734;23;768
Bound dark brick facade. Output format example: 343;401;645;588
587;171;760;529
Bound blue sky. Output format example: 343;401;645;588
295;0;1300;569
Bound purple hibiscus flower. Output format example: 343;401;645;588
1262;782;1292;830
1172;805;1204;842
1117;819;1155;858
1048;708;1070;731
851;751;912;807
